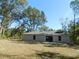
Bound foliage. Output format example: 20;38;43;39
55;29;64;33
0;0;47;39
60;18;69;34
0;0;27;38
69;0;79;44
70;0;79;14
39;25;49;31
39;25;53;31
24;6;47;31
76;36;79;44
68;21;79;44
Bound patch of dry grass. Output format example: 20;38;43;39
0;40;79;59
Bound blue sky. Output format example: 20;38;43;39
28;0;73;30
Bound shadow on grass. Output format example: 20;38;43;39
36;51;78;59
69;45;79;50
0;52;79;59
45;44;69;47
44;43;79;50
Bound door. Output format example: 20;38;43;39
46;36;53;42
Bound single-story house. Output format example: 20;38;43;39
22;31;71;43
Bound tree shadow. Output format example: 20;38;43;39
35;51;78;59
44;43;79;50
0;51;78;59
44;43;70;47
69;45;79;50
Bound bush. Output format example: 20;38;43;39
76;36;79;44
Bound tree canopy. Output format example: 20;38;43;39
0;0;47;38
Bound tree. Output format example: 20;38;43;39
0;0;27;37
0;0;47;38
60;18;69;34
48;28;53;31
68;20;79;44
24;6;47;31
55;29;64;33
39;25;49;31
38;25;53;31
69;0;79;44
70;0;79;41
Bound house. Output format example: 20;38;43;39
22;31;71;43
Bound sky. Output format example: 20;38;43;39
28;0;73;30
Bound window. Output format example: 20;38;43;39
33;35;36;40
58;36;61;41
46;36;53;42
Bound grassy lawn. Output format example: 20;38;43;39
0;40;79;59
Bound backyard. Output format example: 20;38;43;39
0;0;79;59
0;40;79;59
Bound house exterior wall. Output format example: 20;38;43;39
35;34;46;42
22;34;33;41
22;34;46;42
53;35;70;43
61;35;71;43
53;35;59;42
22;34;71;43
